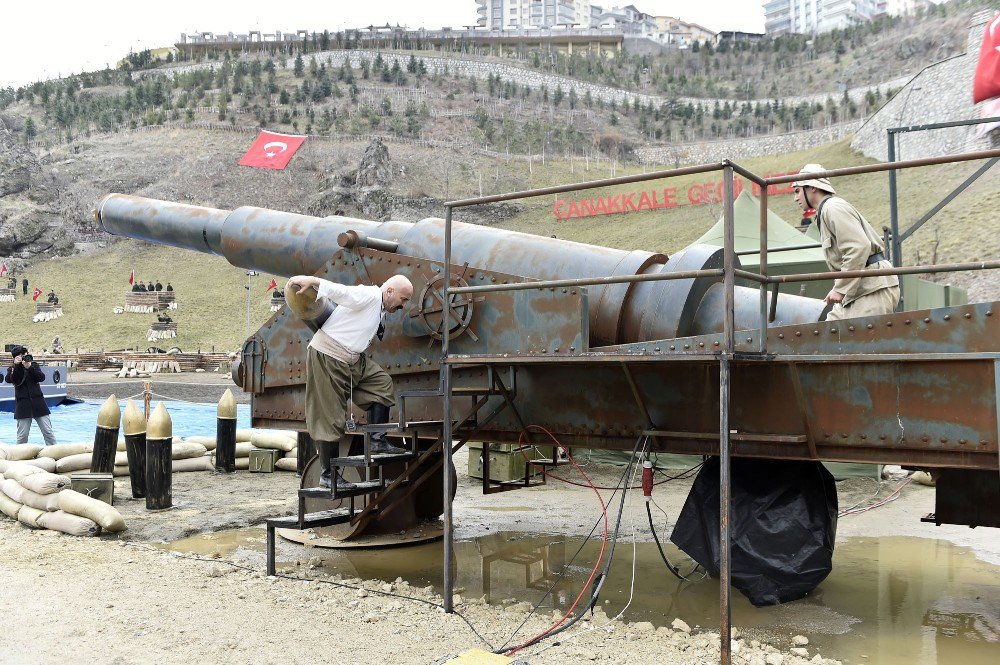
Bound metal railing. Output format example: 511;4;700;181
436;147;1000;664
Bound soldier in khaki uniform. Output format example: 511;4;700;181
793;164;899;321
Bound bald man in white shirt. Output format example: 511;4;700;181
287;274;413;491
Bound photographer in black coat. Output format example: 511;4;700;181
5;346;57;445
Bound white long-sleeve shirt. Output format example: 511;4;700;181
309;279;384;355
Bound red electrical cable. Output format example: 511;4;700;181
515;438;700;490
506;425;610;656
840;477;913;516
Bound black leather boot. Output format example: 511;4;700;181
366;403;406;455
317;440;355;490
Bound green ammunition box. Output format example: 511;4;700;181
467;443;546;482
70;472;114;505
249;448;281;473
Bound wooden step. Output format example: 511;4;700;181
331;451;418;468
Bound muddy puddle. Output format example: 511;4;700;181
168;531;998;664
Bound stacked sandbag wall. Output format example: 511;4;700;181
0;463;127;536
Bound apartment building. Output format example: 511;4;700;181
654;16;718;46
875;0;935;16
763;0;879;36
476;0;596;29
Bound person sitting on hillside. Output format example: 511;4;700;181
131;281;141;292
146;281;154;292
157;314;173;324
154;281;163;291
46;290;57;304
51;336;63;354
7;277;15;289
165;282;173;292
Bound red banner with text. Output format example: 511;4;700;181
553;172;798;220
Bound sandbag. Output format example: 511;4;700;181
0;491;22;519
235;429;254;442
250;431;296;452
671;458;837;607
235;441;253;457
0;444;44;461
58;489;127;532
19;487;61;512
1;478;26;503
21;457;57;472
17;505;45;528
114;451;129;466
172;441;209;460
38;442;93;460
285;448;297;459
184;435;217;451
275;457;297;472
172;457;214;473
117;439;127;451
235;457;250;470
56;453;95;474
37;510;100;536
2;464;45;483
113;465;130;478
20;472;72;495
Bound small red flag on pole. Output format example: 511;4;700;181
128;268;135;285
32;287;42;301
266;278;278;291
0;262;8;276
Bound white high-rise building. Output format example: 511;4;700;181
476;0;596;30
763;0;879;36
876;0;934;17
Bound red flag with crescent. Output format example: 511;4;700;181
128;268;135;285
238;130;307;170
0;262;7;276
266;278;278;291
973;14;1000;103
32;287;42;301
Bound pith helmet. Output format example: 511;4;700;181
792;164;836;194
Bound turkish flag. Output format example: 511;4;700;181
32;287;42;301
973;14;1000;103
128;268;135;285
266;278;278;291
238;130;306;170
0;263;7;276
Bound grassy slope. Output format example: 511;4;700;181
2;240;280;354
4;137;996;353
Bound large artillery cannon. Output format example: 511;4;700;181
96;192;999;528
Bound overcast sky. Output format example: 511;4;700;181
1;1;765;88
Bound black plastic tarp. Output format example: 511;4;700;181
670;458;838;606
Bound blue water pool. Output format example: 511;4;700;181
0;399;252;445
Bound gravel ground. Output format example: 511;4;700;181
1;373;995;664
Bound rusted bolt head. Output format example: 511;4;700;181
944;314;951;321
964;313;971;319
778;333;784;339
713;341;720;347
669;345;676;350
698;342;705;348
905;319;911;325
684;344;690;349
795;331;802;337
866;323;874;329
959;439;967;445
924;317;931;323
654;347;660;352
848;326;855;332
813;330;819;335
939;437;947;443
840;433;848;439
746;338;752;343
830;328;837;334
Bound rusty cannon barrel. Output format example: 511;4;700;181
96;194;823;345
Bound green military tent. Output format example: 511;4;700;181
693;191;966;308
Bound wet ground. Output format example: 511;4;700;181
168;521;999;664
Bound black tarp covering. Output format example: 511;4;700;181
670;458;838;606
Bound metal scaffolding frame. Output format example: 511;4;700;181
438;147;1000;664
